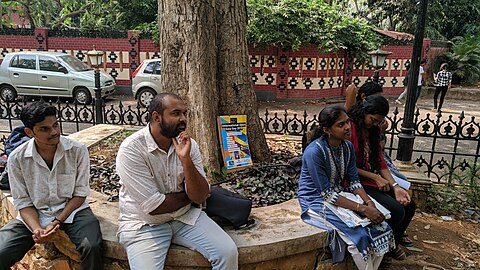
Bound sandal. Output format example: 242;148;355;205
399;234;414;247
388;246;407;260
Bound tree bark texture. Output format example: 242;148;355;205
159;0;271;182
215;0;272;164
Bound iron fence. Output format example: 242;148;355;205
1;99;479;184
0;99;150;134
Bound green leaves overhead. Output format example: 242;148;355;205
365;0;480;40
2;0;157;31
449;36;480;85
425;0;480;40
246;0;381;59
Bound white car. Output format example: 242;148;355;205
132;59;161;107
0;51;116;104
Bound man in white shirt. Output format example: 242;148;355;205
116;93;238;270
415;59;427;103
0;102;103;270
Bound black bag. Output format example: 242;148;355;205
205;186;254;229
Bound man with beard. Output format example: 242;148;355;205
0;102;103;270
115;93;238;270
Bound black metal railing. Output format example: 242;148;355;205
1;99;479;184
0;99;150;134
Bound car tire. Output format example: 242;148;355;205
0;85;17;102
74;88;92;105
137;88;156;108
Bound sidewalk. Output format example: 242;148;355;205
258;92;480;120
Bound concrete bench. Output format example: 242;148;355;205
1;189;331;270
0;124;431;269
0;125;335;269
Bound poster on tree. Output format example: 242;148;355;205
217;115;253;171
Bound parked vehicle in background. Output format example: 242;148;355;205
0;51;116;104
132;58;161;107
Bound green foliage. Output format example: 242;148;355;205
427;162;480;218
365;0;480;40
425;0;480;40
365;0;417;33
204;166;228;184
432;36;480;85
246;0;381;59
134;21;159;44
1;0;157;31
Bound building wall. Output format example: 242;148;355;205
0;27;443;100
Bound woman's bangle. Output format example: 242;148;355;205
356;203;360;212
391;182;399;188
365;199;373;205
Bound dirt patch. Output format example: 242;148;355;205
381;212;479;269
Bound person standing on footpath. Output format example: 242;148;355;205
415;59;427;104
116;93;238;270
432;63;452;112
395;65;410;105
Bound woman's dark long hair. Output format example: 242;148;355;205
356;82;383;101
309;105;347;143
347;95;389;172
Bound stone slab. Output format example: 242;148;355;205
87;190;328;267
2;124;330;269
68;124;125;148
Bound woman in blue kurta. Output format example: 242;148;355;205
298;105;395;270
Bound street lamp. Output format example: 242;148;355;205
87;46;104;124
396;0;429;163
368;49;391;84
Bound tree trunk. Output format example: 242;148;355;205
159;0;271;182
388;16;396;31
215;0;271;164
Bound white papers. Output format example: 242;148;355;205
392;174;411;190
321;192;391;228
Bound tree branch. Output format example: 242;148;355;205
50;2;92;29
15;0;35;28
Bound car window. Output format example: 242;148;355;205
10;55;37;70
39;56;65;72
144;62;156;74
154;62;161;75
59;55;92;72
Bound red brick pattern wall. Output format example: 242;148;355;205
0;28;437;100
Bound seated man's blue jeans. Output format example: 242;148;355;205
119;211;238;270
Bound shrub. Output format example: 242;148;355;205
432;36;480;85
427;162;480;219
246;0;381;59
